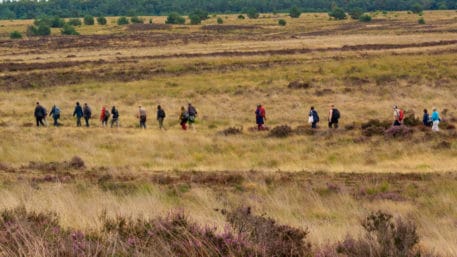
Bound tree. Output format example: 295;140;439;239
50;17;65;28
246;8;259;19
9;31;22;39
217;17;223;24
349;8;364;19
27;24;51;36
67;18;82;26
165;13;185;24
192;9;209;20
117;16;129;25
84;15;94;25
61;24;79;35
411;3;423;14
189;13;202;24
329;7;347;20
278;19;286;26
97;16;107;25
289;6;301;18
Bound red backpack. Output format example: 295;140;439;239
398;109;405;121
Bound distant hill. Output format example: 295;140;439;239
0;0;455;19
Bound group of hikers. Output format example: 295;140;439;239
255;104;442;131
33;102;198;130
35;101;442;132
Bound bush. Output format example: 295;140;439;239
27;24;51;36
349;7;364;19
359;14;372;22
411;3;423;14
83;15;94;25
33;16;51;26
61;23;79;35
278;19;286;26
50;16;65;28
418;17;426;24
384;126;414;139
269;125;293;138
130;16;144;24
289;6;301;18
67;18;82;26
361;119;391;137
97;16;107;25
402;111;421;126
165;12;185;24
149;18;153;24
216;17;223;24
238;14;245;19
191;9;209;20
9;31;22;39
219;126;242;136
117;16;129;25
246;7;259;19
189;13;202;25
329;7;347;20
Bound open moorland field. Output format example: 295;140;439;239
1;11;457;256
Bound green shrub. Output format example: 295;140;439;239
9;31;22;39
192;9;209;20
329;7;347;20
189;13;202;24
149;18;153;24
61;23;79;35
165;13;185;24
83;15;94;25
418;17;426;24
278;19;286;26
217;17;223;24
67;18;82;26
130;16;144;24
289;6;301;18
97;16;107;25
237;14;245;19
246;8;259;19
117;16;129;25
27;24;51;36
359;14;372;22
50;17;65;28
349;7;364;19
411;3;423;14
33;16;51;26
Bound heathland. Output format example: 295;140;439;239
0;11;457;256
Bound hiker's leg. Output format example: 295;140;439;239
328;121;332;128
334;121;338;129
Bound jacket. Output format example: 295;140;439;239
431;111;440;122
111;108;119;119
34;105;46;118
310;110;319;122
73;105;83;118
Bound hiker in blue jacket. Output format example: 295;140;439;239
73;102;84;127
422;109;432;127
309;106;319;129
49;105;61;127
431;107;440;132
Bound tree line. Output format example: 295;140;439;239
0;0;455;19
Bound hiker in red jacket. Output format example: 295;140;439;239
255;104;266;130
100;106;110;127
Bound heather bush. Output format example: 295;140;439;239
269;125;293;138
361;119;391;137
384;126;414;139
219;126;243;136
402;110;421;126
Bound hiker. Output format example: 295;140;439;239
309;106;319;129
187;103;198;129
328;104;340;129
179;106;189;130
100;106;110;127
431;107;440;132
111;106;119;128
393;105;404;126
423;109;432;127
49;104;61;127
137;106;147;129
157;105;166;130
255;104;266;130
34;102;47;127
73;102;84;127
83;103;92;127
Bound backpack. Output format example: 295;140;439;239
332;109;340;120
105;109;110;119
159;109;166;118
54;107;61;116
398;109;405;121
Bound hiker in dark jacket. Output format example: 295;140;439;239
83;103;92;127
179;106;188;130
34;102;46;127
328;104;340;129
187;103;197;129
423;109;432;127
73;102;84;127
49;105;61;127
309;106;319;129
157;105;166;130
111;106;119;128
